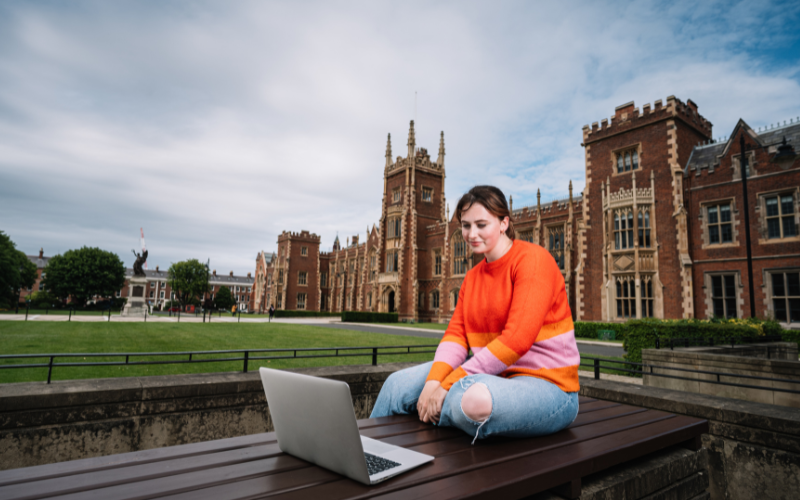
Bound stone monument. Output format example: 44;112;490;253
121;249;148;317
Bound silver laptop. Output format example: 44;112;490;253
259;367;434;485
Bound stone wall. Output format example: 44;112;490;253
642;344;800;407
0;362;417;471
580;377;800;500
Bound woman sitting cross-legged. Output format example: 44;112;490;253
370;185;580;444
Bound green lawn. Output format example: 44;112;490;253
0;322;437;384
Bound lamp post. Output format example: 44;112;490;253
739;133;756;319
739;133;797;318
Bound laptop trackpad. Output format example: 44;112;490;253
361;436;398;455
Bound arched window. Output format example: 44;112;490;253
452;233;469;275
638;210;651;248
431;290;440;309
615;277;636;318
641;277;654;318
451;288;460;310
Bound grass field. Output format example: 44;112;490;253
0;321;631;384
0;322;438;384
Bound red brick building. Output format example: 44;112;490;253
256;99;799;326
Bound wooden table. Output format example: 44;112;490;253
0;396;708;499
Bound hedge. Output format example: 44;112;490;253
342;311;399;323
622;319;775;364
273;310;341;318
574;322;626;340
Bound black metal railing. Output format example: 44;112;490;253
0;344;438;384
579;356;800;395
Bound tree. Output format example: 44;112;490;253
215;285;235;311
167;259;210;306
42;247;126;306
0;231;37;308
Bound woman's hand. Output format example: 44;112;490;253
417;380;448;424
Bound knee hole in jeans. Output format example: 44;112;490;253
461;383;492;422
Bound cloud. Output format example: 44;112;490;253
0;0;798;273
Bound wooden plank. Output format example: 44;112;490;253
0;444;285;500
44;456;310;500
263;410;684;500
574;400;621;413
0;433;276;487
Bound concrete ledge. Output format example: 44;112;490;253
580;377;800;499
531;447;708;500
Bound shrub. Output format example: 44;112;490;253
273;310;341;318
342;311;399;323
623;319;761;364
574;321;625;340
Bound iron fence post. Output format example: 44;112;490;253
655;338;660;349
594;358;600;380
372;348;378;366
25;305;29;321
238;310;241;323
69;308;72;322
47;356;54;384
243;351;249;373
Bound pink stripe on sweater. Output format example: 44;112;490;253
433;341;468;369
462;348;508;376
513;330;580;371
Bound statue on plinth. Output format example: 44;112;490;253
132;250;148;276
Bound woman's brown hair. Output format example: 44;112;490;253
455;185;515;239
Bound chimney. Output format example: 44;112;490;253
213;270;217;276
229;271;234;277
156;265;159;272
247;272;251;278
39;248;43;258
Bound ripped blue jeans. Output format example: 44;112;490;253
370;361;578;444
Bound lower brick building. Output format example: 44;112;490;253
255;98;799;326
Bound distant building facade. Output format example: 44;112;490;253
256;97;799;326
20;252;254;311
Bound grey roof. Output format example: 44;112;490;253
685;119;800;176
27;255;50;269
124;268;254;284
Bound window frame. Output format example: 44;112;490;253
764;192;797;240
392;188;401;204
613;209;634;251
452;233;469;276
298;271;307;286
301;246;308;257
611;144;641;176
546;224;565;270
296;293;307;310
768;270;800;323
615;276;636;319
421;186;433;203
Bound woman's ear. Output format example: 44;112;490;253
499;216;509;234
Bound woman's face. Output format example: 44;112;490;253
460;202;509;256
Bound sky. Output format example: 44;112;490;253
1;0;799;274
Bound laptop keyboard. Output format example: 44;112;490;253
365;452;401;476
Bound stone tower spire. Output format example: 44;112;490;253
536;189;541;212
385;133;392;168
407;120;416;158
437;131;445;167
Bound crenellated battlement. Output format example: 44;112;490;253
278;230;321;242
583;96;712;144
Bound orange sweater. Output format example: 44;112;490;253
426;240;580;392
